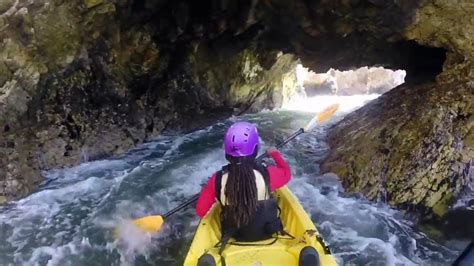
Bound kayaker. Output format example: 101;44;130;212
196;121;292;244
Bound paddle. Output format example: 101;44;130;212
453;241;474;266
130;103;340;234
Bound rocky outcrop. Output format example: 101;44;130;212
0;0;299;202
320;1;474;226
303;67;406;96
322;61;473;217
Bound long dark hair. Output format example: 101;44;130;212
222;153;258;228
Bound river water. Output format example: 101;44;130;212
0;95;460;265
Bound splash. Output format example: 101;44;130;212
282;94;380;114
110;221;155;265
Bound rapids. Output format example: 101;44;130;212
0;96;460;265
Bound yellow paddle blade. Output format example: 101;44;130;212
317;103;339;123
303;103;340;132
132;215;165;233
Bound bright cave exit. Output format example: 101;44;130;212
282;64;406;114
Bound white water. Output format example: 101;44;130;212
0;95;460;265
283;94;381;113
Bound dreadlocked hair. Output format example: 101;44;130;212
222;154;258;228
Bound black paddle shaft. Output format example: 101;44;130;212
162;128;305;219
163;194;200;218
453;241;474;266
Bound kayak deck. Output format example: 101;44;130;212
184;186;337;265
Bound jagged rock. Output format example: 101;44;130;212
0;0;15;14
84;0;104;9
405;1;474;58
0;0;299;202
322;60;474;221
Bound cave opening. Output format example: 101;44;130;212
297;65;406;97
393;40;447;84
282;63;406;114
279;39;447;114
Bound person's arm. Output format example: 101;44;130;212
266;149;292;192
196;173;217;218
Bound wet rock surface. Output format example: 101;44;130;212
0;0;299;201
323;67;473;199
322;58;473;235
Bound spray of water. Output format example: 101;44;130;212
283;94;380;114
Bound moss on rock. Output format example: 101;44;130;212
322;59;474;220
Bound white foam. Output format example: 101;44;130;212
112;221;155;265
1;165;130;266
85;147;229;263
0;108;458;265
289;174;455;265
17;240;84;266
282;94;380;114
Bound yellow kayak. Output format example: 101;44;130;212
184;186;338;266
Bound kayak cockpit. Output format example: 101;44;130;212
184;186;337;266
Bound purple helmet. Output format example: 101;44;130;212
224;122;259;157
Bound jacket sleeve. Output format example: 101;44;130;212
267;150;292;192
196;173;217;218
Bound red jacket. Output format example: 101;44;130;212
196;150;292;218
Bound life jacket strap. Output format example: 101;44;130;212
218;234;232;255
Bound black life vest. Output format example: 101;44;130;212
215;163;283;242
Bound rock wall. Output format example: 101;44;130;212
321;0;474;225
322;61;473;218
0;0;299;202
